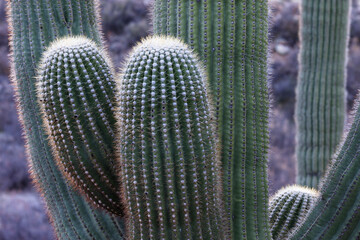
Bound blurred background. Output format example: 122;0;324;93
0;0;360;239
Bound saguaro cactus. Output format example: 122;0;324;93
269;185;318;239
8;0;360;239
118;36;223;240
37;37;125;216
153;1;271;239
296;0;351;188
8;0;124;239
290;98;360;239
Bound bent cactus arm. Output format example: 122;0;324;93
290;98;360;239
7;0;125;239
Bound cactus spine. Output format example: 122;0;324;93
290;97;360;239
118;36;223;240
296;0;350;188
8;0;124;239
37;37;125;216
153;1;271;239
269;185;319;239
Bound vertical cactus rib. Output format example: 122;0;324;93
269;185;319;239
7;0;124;238
118;36;223;240
290;98;360;239
295;0;350;188
153;1;271;239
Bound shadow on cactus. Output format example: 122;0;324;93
37;36;125;217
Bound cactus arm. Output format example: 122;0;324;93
269;186;318;239
37;37;125;216
118;36;223;240
290;99;360;239
8;0;124;238
153;1;271;239
296;0;350;188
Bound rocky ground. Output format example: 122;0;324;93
0;0;359;239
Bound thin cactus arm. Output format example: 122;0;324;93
152;1;271;239
295;0;350;188
7;0;124;238
290;97;360;239
118;36;224;240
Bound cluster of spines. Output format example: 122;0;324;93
118;36;223;240
153;1;271;239
290;97;360;239
295;0;350;188
269;185;319;239
37;37;124;216
9;0;125;239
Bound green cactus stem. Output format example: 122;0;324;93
118;36;223;240
37;36;125;216
7;0;124;238
153;1;271;239
269;185;319;239
290;97;360;239
295;0;350;188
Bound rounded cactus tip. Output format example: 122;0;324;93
269;185;319;240
271;185;319;200
132;35;192;52
128;36;204;71
118;36;223;239
41;36;110;64
36;36;126;217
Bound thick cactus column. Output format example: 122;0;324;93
296;0;350;188
269;185;318;239
37;37;125;216
290;98;360;240
153;1;271;239
7;0;124;239
118;36;223;240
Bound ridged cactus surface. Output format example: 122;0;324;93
269;185;318;239
37;37;124;216
290;98;360;239
8;0;124;239
153;1;271;239
296;0;350;188
118;36;223;240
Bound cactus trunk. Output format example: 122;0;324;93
296;0;350;188
7;0;124;238
153;1;271;239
